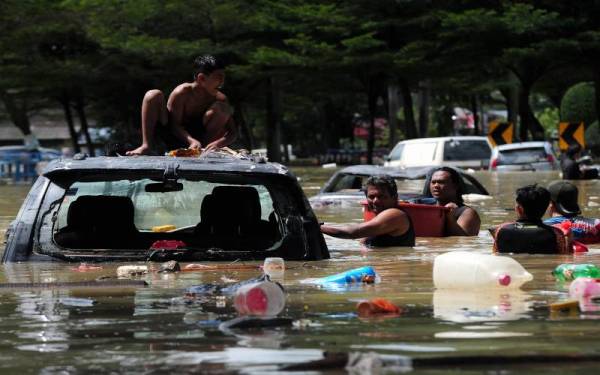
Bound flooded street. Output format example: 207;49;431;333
1;168;600;373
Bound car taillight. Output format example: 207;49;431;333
490;158;498;169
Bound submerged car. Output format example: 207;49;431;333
489;141;559;171
384;136;492;170
3;153;329;262
310;165;489;208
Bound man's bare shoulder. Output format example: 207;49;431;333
170;83;195;98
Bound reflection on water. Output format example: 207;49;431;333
0;170;599;372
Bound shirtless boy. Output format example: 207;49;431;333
127;55;237;156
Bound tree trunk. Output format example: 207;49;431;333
387;81;400;148
518;82;545;141
470;95;480;135
399;79;417;139
593;68;600;130
367;90;377;165
75;97;95;156
232;101;253;150
58;93;81;153
266;77;282;162
0;89;32;136
418;81;431;137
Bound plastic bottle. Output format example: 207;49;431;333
552;264;600;282
315;266;378;284
433;251;533;289
233;280;285;316
263;257;285;279
569;277;600;299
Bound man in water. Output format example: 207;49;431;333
492;184;569;254
428;167;480;236
544;180;600;244
127;55;237;156
320;175;415;247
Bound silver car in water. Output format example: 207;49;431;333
489;141;559;171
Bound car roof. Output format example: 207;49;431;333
42;154;295;181
394;136;489;145
335;165;433;179
494;141;549;150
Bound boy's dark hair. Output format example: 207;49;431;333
515;184;550;220
364;175;398;198
193;55;225;79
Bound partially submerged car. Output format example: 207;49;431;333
309;165;489;208
384;136;492;170
3;153;329;262
489;141;559;171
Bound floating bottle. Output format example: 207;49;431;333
552;264;600;282
569;277;600;299
233;279;285;316
315;266;378;284
433;251;533;289
263;257;285;279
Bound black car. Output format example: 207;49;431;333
3;153;329;262
309;165;489;208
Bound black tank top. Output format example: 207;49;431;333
365;211;415;247
493;219;567;254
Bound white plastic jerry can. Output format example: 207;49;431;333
433;251;533;289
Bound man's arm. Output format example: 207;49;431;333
204;116;238;150
321;209;409;239
168;87;201;149
444;204;481;236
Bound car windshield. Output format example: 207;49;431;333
444;140;490;161
498;147;548;165
53;178;279;251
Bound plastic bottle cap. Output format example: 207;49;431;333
498;274;511;286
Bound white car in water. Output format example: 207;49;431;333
384;136;492;170
489;141;559;171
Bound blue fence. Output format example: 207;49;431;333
0;151;42;182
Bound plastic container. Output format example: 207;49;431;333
356;298;401;317
552;264;600;282
433;251;533;289
233;280;285;316
116;265;148;278
361;201;449;237
569;277;600;299
263;257;285;279
315;266;378;284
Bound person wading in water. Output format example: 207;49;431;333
320;175;415;247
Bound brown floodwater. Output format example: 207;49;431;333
0;168;599;373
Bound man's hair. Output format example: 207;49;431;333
430;166;464;205
364;175;398;198
515;184;550;220
193;55;225;79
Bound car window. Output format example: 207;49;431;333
55;179;275;231
498;147;547;165
403;142;437;163
443;140;490;161
388;143;405;161
330;174;364;191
